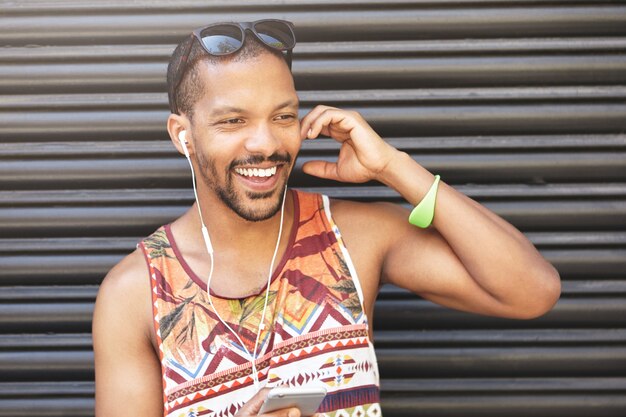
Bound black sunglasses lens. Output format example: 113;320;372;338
254;21;295;50
200;25;243;54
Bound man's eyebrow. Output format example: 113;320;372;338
209;106;247;117
208;100;298;117
274;99;299;110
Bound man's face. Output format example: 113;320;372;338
189;52;301;222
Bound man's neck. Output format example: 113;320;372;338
182;189;294;256
169;189;295;298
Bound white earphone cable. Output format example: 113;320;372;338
183;146;286;390
183;147;213;255
251;186;287;369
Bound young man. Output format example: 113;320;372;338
93;20;560;417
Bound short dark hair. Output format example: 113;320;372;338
166;35;287;118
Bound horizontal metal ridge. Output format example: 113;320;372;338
381;399;626;417
0;400;93;417
0;0;616;14
0;381;92;397
3;184;626;206
4;329;626;350
0;395;619;417
558;280;626;295
373;298;626;329
300;184;626;199
0;303;94;332
381;377;626;392
0;153;625;187
1;6;625;46
0;384;623;417
0;252;623;285
1;135;625;157
1;104;625;140
2;37;626;62
0;238;138;252
374;328;626;347
381;281;626;297
3;87;626;110
0;298;625;332
0;334;92;349
0;279;622;303
1;231;624;253
0;350;92;371
0;287;99;302
0;44;170;62
1;377;625;396
299;37;626;55
2;57;626;94
0;201;624;236
1;346;625;379
376;346;626;377
310;87;626;102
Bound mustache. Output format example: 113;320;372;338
229;152;292;170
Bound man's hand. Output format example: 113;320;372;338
234;388;302;417
299;105;398;183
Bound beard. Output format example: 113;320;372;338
195;151;292;222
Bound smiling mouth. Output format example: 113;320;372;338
234;166;278;178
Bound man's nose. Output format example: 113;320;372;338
244;122;281;156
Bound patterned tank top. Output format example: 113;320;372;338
139;190;381;417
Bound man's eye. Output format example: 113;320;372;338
221;118;243;124
276;114;295;121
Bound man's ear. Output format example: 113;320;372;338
167;113;193;157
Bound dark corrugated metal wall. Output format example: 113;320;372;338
1;1;625;416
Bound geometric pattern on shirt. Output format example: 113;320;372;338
140;190;381;417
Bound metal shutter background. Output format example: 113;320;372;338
1;1;625;416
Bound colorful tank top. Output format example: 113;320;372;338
139;190;381;417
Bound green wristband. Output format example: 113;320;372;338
408;175;441;228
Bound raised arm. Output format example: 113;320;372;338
299;105;561;319
92;250;163;417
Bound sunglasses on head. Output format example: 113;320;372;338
170;19;296;114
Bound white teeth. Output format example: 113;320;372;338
235;166;277;178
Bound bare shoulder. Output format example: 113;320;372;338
93;247;154;346
327;198;414;315
330;198;412;247
96;248;149;307
101;247;148;284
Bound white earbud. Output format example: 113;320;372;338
178;130;190;158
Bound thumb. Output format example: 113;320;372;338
302;160;340;181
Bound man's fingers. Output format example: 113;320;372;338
268;407;301;417
300;105;340;139
302;160;340;182
299;105;334;137
305;109;356;143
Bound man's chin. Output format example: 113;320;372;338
232;186;286;223
238;202;283;222
246;189;277;201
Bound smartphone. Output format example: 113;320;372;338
258;386;327;416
